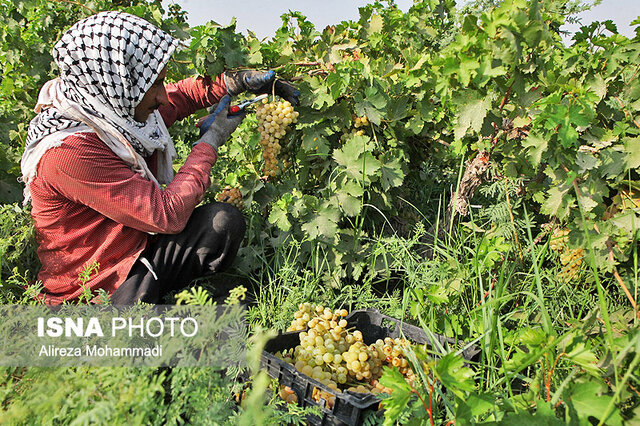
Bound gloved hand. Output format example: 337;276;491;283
194;94;245;151
224;70;300;106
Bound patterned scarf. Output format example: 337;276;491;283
21;11;180;203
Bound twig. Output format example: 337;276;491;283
308;69;329;77
606;238;638;317
170;58;192;65
293;61;322;67
477;274;496;307
499;80;514;111
627;65;640;85
532;223;554;246
614;96;640;129
628;381;640;398
539;358;548;401
540;352;565;402
49;0;96;14
411;388;430;418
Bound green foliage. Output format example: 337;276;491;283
0;203;38;296
0;367;168;424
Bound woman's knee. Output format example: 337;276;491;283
210;202;246;237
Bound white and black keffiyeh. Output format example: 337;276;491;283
21;11;181;203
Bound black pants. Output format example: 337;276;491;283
109;203;246;304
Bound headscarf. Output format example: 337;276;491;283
20;11;180;204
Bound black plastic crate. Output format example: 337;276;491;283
260;308;480;426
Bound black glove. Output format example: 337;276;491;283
195;95;245;151
224;70;300;106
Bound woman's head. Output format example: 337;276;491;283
52;11;178;122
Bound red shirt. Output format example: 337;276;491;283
28;75;228;304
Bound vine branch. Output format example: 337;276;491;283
49;0;96;14
614;96;640;129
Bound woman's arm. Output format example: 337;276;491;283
159;74;228;127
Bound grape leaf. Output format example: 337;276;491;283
378;158;405;190
333;136;381;183
354;86;387;125
302;129;330;155
609;210;640;234
599;148;626;179
522;133;548;168
558;124;579;148
623;136;640;170
453;91;491;140
587;74;607;101
405;115;425;135
367;13;383;35
499;400;565;425
434;353;475;398
457;56;479;86
268;206;291;232
334;179;363;217
565;341;599;375
308;77;334;109
301;203;340;241
364;86;387;110
379;367;413;426
575;151;600;173
455;393;496;420
326;71;349;100
541;185;574;221
567;381;623;426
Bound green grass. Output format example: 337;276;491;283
0;190;638;424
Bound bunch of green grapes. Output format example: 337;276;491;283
290;305;351;385
549;228;584;281
382;338;416;383
216;186;244;210
256;99;299;177
559;247;585;281
353;115;369;128
339;115;369;143
342;336;385;382
275;304;418;405
549;228;569;252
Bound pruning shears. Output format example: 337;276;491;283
197;94;268;136
229;94;268;114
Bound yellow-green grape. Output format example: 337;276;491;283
279;385;298;404
216;186;244;210
381;338;414;382
353;115;369;129
255;99;299;178
559;247;585;281
549;228;569;252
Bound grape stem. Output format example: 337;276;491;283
411;384;434;426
